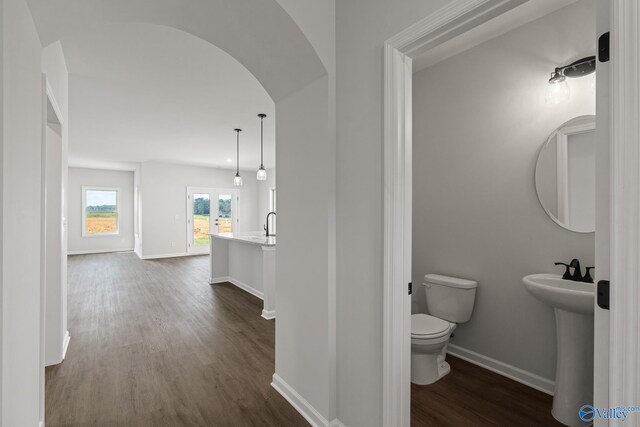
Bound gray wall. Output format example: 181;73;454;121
412;0;595;382
68;167;135;254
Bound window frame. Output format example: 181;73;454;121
81;186;121;237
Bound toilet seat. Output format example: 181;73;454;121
411;314;452;339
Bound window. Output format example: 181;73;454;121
82;187;119;236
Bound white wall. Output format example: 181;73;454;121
68;167;135;254
140;161;259;258
273;2;337;421
0;0;4;419
42;42;69;383
258;168;276;231
2;0;43;424
275;74;332;421
336;1;452;424
412;1;595;383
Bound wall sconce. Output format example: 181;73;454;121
545;56;596;105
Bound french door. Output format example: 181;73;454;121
187;187;238;255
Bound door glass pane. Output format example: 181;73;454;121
218;194;233;233
193;193;210;245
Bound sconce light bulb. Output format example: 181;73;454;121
234;174;243;187
545;78;570;105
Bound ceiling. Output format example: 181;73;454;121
60;23;275;170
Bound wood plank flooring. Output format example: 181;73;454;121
48;252;563;427
411;356;564;427
45;252;307;426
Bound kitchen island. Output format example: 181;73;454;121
209;232;276;319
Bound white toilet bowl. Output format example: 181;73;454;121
411;313;456;385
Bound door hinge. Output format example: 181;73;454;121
597;280;610;310
408;282;412;295
598;32;610;63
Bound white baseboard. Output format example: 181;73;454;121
210;276;264;300
261;309;276;320
329;420;346;427
39;421;44;427
62;330;70;360
141;252;189;260
271;374;332;427
447;344;555;395
68;248;134;255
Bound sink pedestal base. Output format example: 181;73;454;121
552;309;594;427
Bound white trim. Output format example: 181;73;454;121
383;42;413;427
45;80;64;125
61;330;71;360
328;421;346;427
271;374;331;427
447;344;555;395
385;0;527;56
81;186;121;237
67;248;134;256
210;276;264;300
39;422;44;427
383;1;540;425
609;0;640;414
261;309;276;320
140;252;190;260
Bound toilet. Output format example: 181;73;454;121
411;274;477;385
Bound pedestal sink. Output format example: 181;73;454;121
522;274;594;427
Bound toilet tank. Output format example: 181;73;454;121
423;274;477;323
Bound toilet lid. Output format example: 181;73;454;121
411;314;451;338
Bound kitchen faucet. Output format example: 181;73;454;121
265;211;276;237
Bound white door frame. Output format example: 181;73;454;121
186;187;239;255
609;0;640;417
383;0;640;425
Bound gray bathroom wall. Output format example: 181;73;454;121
412;0;596;384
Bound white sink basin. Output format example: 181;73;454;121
523;274;594;314
522;273;594;427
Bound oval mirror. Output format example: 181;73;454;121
535;115;595;233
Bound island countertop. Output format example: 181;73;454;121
210;232;276;247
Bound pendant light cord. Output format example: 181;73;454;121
259;113;266;169
235;129;241;175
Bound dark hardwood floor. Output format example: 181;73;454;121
45;252;307;426
411;356;564;427
48;252;563;427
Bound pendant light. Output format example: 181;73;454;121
256;113;267;181
233;128;243;187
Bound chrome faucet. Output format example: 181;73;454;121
264;211;276;237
